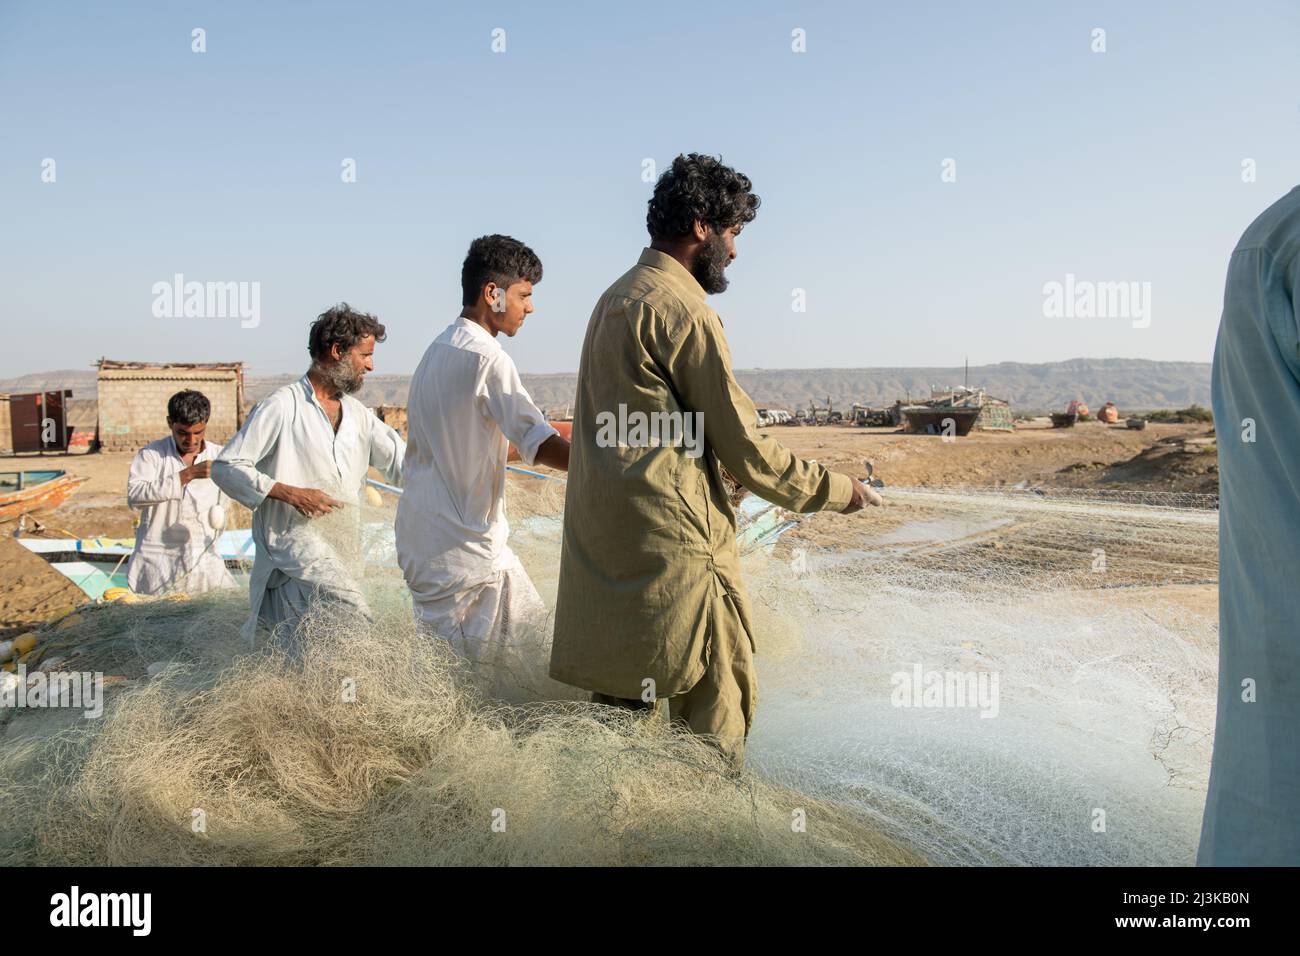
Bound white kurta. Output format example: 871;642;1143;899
396;317;556;605
212;375;405;640
397;318;558;696
126;436;237;596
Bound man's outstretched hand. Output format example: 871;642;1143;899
269;482;346;518
840;476;884;514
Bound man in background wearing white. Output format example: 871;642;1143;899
126;389;236;596
397;235;570;699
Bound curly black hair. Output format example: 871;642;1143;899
166;389;210;426
307;303;387;361
646;153;761;241
461;235;543;307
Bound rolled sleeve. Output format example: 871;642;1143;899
480;353;556;466
823;471;855;513
515;420;559;466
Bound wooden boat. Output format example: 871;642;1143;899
901;387;1011;436
19;532;255;600
0;470;87;522
902;406;981;437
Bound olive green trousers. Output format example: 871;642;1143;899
592;590;756;770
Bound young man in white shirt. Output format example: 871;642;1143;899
397;235;570;699
126;389;237;596
213;304;406;648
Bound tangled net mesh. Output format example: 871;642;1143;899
0;475;1218;866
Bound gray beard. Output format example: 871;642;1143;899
314;361;363;395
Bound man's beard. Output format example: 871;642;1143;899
318;360;364;395
691;231;732;294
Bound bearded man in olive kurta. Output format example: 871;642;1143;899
551;154;878;767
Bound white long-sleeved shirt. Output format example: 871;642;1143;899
212;375;406;638
126;436;236;595
396;317;557;604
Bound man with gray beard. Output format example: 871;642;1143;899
213;303;406;650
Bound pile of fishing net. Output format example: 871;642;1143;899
0;477;1220;866
0;490;919;867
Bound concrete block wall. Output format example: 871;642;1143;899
97;373;242;451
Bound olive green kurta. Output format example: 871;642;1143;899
550;247;853;700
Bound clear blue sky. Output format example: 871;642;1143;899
2;0;1297;379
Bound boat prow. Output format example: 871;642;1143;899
0;470;88;521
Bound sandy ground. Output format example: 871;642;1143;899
0;418;1216;639
768;418;1216;493
0;448;251;640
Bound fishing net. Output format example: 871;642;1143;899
746;486;1218;865
0;475;1218;866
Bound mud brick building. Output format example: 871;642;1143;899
95;360;245;452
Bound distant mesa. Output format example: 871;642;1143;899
1;358;1211;417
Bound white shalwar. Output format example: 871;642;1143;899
126;436;237;596
396;317;558;700
212;375;405;644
